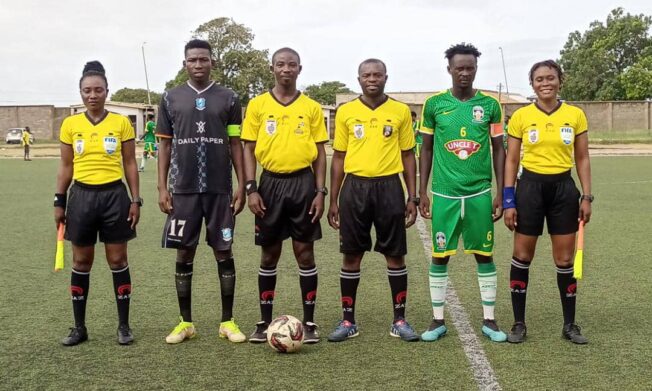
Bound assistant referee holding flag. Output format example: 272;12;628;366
55;61;141;346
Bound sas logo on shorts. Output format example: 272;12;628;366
103;136;118;154
528;129;539;144
560;126;574;145
74;139;84;154
221;228;233;242
353;124;364;139
266;119;277;135
195;98;206;111
472;106;485;123
435;232;447;250
444;139;481;160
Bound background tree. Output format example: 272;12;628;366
304;81;353;105
559;8;652;100
111;88;162;105
165;17;273;105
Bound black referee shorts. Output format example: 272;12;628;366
339;174;407;257
255;167;322;246
515;168;580;236
65;180;136;246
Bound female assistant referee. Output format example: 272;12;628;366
503;60;592;345
54;61;141;346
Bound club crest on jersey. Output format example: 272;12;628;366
266;119;277;135
560;126;574;145
354;124;365;139
444;139;481;160
528;129;539;144
103;136;118;154
195;98;206;111
221;228;233;242
383;125;393;137
74;139;84;154
435;232;446;250
472;106;485;123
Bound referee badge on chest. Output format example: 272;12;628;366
266;119;277;135
528;129;539;144
74;139;84;155
383;124;393;137
353;124;364;139
103;136;118;154
195;98;206;111
560;126;574;145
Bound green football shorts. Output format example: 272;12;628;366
431;189;494;258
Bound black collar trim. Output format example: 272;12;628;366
269;89;301;107
358;94;389;111
84;110;109;126
535;101;563;116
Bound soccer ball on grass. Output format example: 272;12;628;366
267;315;304;353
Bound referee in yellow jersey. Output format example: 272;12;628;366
504;60;592;344
327;59;419;342
54;61;141;346
242;48;328;344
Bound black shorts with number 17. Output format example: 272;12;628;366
255;167;322;246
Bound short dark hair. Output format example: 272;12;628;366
445;43;481;60
411;111;417;117
79;60;107;89
358;58;387;74
185;39;213;57
272;47;301;64
528;60;564;84
147;113;155;120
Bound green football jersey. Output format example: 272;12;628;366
420;90;502;197
144;120;156;143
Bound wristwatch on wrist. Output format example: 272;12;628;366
408;196;420;205
580;194;594;203
316;187;328;196
132;196;144;207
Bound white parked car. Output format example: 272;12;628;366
5;128;35;144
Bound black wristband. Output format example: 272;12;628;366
245;180;258;195
54;193;67;209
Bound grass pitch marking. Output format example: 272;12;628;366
416;215;502;391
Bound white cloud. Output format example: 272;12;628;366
0;0;650;104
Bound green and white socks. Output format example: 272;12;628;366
428;261;498;320
477;262;497;320
428;263;448;320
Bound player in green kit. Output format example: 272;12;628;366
139;114;157;172
412;111;423;158
418;43;507;342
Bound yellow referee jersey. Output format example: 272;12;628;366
508;102;587;175
241;91;328;173
334;97;415;177
60;112;135;185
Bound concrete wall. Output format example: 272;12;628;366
0;105;67;141
504;101;652;132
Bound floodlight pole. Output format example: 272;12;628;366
499;47;510;98
142;42;152;106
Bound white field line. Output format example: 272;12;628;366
416;215;501;391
